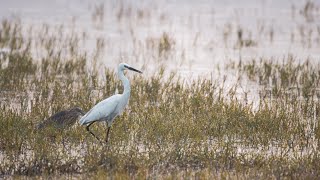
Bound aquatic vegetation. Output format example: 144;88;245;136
1;17;320;179
230;56;320;99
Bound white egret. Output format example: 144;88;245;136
79;63;142;143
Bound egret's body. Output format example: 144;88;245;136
79;94;126;126
80;63;142;143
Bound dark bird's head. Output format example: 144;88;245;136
69;107;86;116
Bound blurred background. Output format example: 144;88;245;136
1;0;319;78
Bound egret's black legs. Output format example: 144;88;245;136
86;122;101;142
105;127;111;143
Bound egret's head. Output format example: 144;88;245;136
119;63;142;74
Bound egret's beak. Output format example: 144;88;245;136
126;66;143;74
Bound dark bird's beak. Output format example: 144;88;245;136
127;66;143;74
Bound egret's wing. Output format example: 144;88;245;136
79;94;121;125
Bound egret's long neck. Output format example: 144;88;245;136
118;69;130;95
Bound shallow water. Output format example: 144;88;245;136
1;0;319;76
1;0;320;107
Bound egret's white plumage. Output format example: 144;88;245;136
80;94;122;126
80;63;142;143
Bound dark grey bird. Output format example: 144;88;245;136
37;107;85;130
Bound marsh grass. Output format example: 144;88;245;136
231;56;320;98
1;19;320;179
